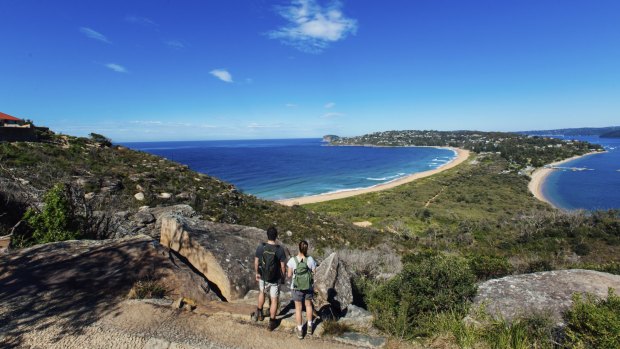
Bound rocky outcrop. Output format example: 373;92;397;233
474;269;620;324
106;204;198;239
0;235;218;313
160;214;289;301
314;252;353;313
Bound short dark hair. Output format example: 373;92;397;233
266;226;278;241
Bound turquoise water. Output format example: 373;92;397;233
542;136;620;210
125;138;456;200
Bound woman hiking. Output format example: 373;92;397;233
286;240;317;339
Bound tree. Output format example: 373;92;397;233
89;133;112;147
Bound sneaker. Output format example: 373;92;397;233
268;318;277;332
307;322;314;336
295;326;303;339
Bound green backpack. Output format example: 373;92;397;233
293;256;313;291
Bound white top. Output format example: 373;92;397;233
287;255;317;289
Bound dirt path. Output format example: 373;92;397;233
3;299;359;349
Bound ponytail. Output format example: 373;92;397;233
298;240;308;257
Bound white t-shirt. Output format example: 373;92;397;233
287;255;317;289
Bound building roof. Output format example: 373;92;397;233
0;112;22;122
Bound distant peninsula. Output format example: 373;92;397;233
520;126;620;136
600;130;620;138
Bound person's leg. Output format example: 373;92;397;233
304;298;313;325
294;300;303;326
256;280;265;319
269;296;278;319
269;283;280;319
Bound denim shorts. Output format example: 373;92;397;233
292;289;314;302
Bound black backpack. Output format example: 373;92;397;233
260;243;281;283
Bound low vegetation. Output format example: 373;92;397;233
367;253;477;339
0;134;378;249
564;289;620;349
127;279;167;299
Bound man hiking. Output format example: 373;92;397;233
287;240;317;339
253;226;287;331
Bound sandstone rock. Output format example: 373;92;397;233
473;269;620;324
340;304;374;330
160;214;289;301
314;252;353;313
158;192;172;199
134;192;145;201
0;235;218;312
133;211;156;226
333;332;386;348
176;192;191;200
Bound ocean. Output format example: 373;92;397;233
542;136;620;210
124;138;456;200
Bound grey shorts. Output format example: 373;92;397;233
259;280;280;299
292;289;314;302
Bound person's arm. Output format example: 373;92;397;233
254;256;260;281
280;261;287;281
287;261;294;278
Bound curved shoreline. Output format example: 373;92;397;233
528;151;604;208
276;147;470;206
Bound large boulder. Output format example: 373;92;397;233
474;269;620;324
160;214;290;301
0;235;218;313
107;204;197;239
314;252;353;313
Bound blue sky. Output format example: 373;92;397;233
1;0;619;141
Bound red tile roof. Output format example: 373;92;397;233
0;112;22;121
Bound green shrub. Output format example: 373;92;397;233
564;289;620;349
468;254;513;281
525;259;553;273
367;254;477;339
20;183;80;246
572;262;620;275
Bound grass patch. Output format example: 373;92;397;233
127;279;167;299
321;320;351;336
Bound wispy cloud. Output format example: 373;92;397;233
125;15;157;27
247;122;283;129
79;27;111;43
324;102;336;109
268;0;358;53
321;112;345;118
286;103;298;108
105;63;128;73
164;40;185;49
210;69;233;83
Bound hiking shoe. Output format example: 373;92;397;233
268;319;277;332
307;322;314;336
257;309;264;321
295;326;303;339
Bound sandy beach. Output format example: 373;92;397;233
528;151;604;207
276;147;470;206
